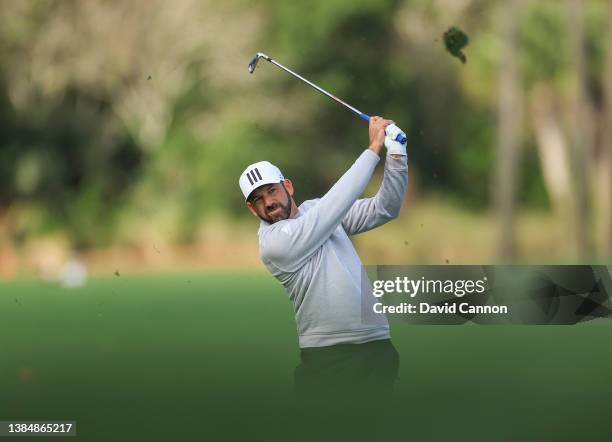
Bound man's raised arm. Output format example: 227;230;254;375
341;152;408;236
260;117;393;272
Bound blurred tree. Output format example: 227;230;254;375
0;0;260;246
603;2;612;256
566;0;595;259
494;0;522;260
522;0;608;260
529;84;573;233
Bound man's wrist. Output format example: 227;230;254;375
368;144;382;155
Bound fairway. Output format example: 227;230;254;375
1;273;611;441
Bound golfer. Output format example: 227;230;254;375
239;116;408;399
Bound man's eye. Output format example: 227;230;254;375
269;188;276;194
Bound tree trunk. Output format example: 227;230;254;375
567;0;595;259
529;84;574;229
0;209;18;280
494;0;522;261
602;2;612;258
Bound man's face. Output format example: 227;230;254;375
247;180;294;224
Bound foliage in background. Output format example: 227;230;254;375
0;0;610;257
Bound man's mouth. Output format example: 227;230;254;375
268;207;283;217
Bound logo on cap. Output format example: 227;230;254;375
246;168;263;185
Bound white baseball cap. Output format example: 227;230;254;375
239;161;285;201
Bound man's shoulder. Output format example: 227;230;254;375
257;198;321;239
257;218;299;272
258;218;291;236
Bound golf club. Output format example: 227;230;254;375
248;52;407;145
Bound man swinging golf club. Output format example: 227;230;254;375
239;116;408;400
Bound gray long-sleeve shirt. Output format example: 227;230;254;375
258;149;408;348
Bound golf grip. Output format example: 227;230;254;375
360;113;407;145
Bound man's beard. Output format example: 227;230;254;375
258;185;293;224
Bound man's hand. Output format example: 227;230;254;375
384;123;407;156
368;116;392;155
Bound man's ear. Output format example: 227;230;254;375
246;201;258;217
282;179;294;197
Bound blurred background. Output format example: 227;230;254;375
0;0;611;279
2;3;612;440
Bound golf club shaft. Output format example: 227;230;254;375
250;52;406;145
265;57;370;122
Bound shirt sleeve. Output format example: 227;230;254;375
341;153;408;236
260;149;380;272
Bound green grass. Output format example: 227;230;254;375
1;273;611;441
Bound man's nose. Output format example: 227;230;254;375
263;194;276;208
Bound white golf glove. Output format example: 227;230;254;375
384;123;407;156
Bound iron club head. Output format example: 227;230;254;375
248;52;269;74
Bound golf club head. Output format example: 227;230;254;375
248;52;269;74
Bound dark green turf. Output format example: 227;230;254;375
1;273;611;441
